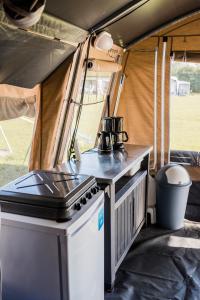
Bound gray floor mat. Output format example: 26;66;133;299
105;221;200;300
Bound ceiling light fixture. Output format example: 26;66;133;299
93;31;113;51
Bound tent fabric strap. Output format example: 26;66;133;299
87;59;122;73
173;51;200;63
0;96;36;121
71;99;104;106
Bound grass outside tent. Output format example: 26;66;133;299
0;117;34;186
170;93;200;152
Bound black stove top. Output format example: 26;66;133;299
0;171;98;221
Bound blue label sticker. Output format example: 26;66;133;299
98;208;104;231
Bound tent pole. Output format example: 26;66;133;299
113;74;125;116
153;48;158;170
167;54;173;164
161;37;167;167
90;0;149;32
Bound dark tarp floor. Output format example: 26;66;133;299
105;220;200;300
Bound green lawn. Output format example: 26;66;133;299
170;94;200;151
0;117;34;186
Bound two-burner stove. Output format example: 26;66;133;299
0;170;100;222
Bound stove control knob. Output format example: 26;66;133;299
75;203;81;210
96;186;100;192
91;187;97;194
81;197;87;205
86;192;92;199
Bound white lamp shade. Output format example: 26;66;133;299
94;32;113;51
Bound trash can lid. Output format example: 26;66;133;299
156;164;191;186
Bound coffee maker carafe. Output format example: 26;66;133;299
112;117;129;150
98;118;114;153
97;131;113;153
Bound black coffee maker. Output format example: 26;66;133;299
98;116;128;152
97;131;113;153
98;117;114;153
112;117;129;150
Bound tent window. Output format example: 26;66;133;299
170;61;200;160
0;97;36;186
67;70;112;156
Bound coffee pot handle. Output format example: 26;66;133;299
122;131;129;142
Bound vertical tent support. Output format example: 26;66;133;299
167;38;174;164
161;37;168;167
113;73;126;116
167;57;172;164
153;48;158;170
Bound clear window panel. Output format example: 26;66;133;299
65;71;112;158
77;101;105;152
0;116;35;186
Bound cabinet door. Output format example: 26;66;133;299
134;175;146;230
115;190;137;265
114;173;147;268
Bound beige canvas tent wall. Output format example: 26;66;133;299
116;12;200;179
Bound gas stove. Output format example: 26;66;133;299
0;171;100;222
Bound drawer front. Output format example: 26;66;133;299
115;174;146;265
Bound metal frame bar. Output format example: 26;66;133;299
154;34;200;38
153;48;158;169
161;37;167;167
113;73;125;116
90;0;149;33
53;42;86;166
168;52;172;164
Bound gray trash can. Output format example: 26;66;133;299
156;164;192;230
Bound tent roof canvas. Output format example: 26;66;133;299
0;0;199;87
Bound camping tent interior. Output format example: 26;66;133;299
0;0;200;299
